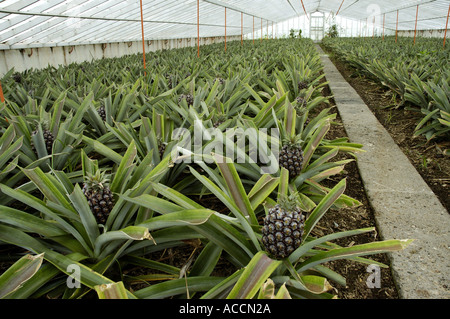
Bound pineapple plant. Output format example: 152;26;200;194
277;99;306;179
82;170;115;225
261;195;306;259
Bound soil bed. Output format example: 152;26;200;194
322;46;450;213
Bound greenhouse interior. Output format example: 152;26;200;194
0;0;449;302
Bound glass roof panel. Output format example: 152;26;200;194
0;0;447;49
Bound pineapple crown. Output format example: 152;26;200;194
84;170;111;191
277;193;301;212
282;134;303;150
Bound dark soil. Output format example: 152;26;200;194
317;103;399;299
322;48;450;213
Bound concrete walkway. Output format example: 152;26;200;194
316;45;450;299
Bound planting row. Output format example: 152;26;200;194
322;36;450;147
0;39;411;299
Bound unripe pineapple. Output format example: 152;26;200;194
41;130;55;154
12;72;22;84
262;196;305;259
165;74;174;88
295;96;307;107
98;106;106;122
298;81;309;91
82;170;114;225
158;141;166;159
31;120;54;155
215;77;225;85
279;137;304;178
213;114;227;128
178;94;194;106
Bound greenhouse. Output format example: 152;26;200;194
0;0;448;302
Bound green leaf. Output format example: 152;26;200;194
258;278;276;299
301;119;331;170
137;209;214;230
95;282;129;299
248;174;279;210
274;283;292;299
134;276;224;299
66;131;123;164
94;226;153;257
296;239;414;273
289;227;376;263
227;251;282;299
68;183;100;248
303;178;347;239
110;140;137;193
0;205;66;238
22;167;73;211
0;253;44;299
213;153;257;224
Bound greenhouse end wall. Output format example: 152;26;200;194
0;36;240;77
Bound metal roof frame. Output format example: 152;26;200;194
0;0;448;49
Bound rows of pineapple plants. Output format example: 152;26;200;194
322;36;450;149
0;38;412;299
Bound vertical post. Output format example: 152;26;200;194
272;21;274;39
395;10;399;43
261;18;263;42
0;81;4;104
266;20;268;40
253;16;255;44
414;5;419;45
382;13;385;40
444;4;450;48
336;0;345;16
139;0;146;76
300;0;308;19
197;0;200;57
224;7;227;52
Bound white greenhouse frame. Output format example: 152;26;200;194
0;0;449;50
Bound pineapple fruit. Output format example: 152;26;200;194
31;120;54;155
297;81;309;91
261;195;306;259
82;170;115;225
178;93;194;106
98;105;106;122
158;140;167;159
279;137;304;178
